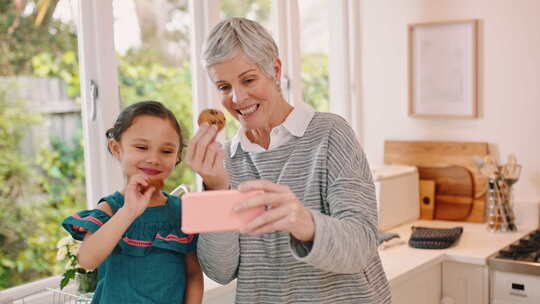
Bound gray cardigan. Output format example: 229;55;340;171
197;112;391;304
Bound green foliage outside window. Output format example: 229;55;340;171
0;0;77;75
302;53;329;113
0;84;40;288
0;86;86;288
32;51;81;98
0;82;85;288
221;0;271;27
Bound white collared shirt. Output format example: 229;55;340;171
230;102;315;157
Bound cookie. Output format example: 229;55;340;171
197;108;226;132
141;178;164;192
149;178;164;190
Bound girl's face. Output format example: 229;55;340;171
208;52;286;131
108;115;180;182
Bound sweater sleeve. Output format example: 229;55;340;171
290;116;379;273
197;231;240;284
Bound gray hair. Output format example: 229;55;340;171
202;17;279;78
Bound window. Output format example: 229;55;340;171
299;0;330;112
0;0;85;288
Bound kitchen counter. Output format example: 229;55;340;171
379;220;536;286
201;220;537;303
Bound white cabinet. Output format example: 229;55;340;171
442;261;488;304
389;260;488;304
391;262;442;304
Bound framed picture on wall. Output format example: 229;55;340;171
408;20;479;118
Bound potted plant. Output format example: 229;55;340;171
56;235;97;293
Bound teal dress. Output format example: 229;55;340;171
62;192;198;304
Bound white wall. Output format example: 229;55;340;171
360;0;540;203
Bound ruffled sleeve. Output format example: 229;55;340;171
62;209;111;241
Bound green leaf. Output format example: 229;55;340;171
1;259;16;268
60;268;76;290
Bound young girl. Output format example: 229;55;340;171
62;101;203;304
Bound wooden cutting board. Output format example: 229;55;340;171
384;140;489;223
418;166;474;221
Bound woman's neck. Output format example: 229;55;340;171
245;102;294;149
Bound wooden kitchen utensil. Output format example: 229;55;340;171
418;165;475;221
384;140;489;222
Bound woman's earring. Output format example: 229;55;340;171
275;80;280;87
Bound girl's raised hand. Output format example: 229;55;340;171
185;123;230;190
122;174;155;218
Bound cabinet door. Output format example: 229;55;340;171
391;263;442;304
442;261;487;304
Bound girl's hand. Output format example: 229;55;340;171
122;174;155;218
185;123;230;190
235;180;315;242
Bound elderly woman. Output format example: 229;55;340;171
185;17;391;304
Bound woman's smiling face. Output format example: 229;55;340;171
208;52;286;131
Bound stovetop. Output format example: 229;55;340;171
489;229;540;276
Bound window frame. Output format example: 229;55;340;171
77;0;124;208
274;0;361;140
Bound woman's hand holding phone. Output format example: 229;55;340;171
235;180;315;242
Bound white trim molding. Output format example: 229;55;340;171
328;0;351;123
76;0;123;207
272;0;303;106
347;0;363;145
188;0;221;118
188;0;221;190
328;0;363;144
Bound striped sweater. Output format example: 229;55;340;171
197;112;392;304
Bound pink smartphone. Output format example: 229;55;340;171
181;190;265;234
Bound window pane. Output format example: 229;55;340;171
299;0;329;112
0;0;85;288
113;0;195;190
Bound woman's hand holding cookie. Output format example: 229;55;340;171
185;109;230;190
